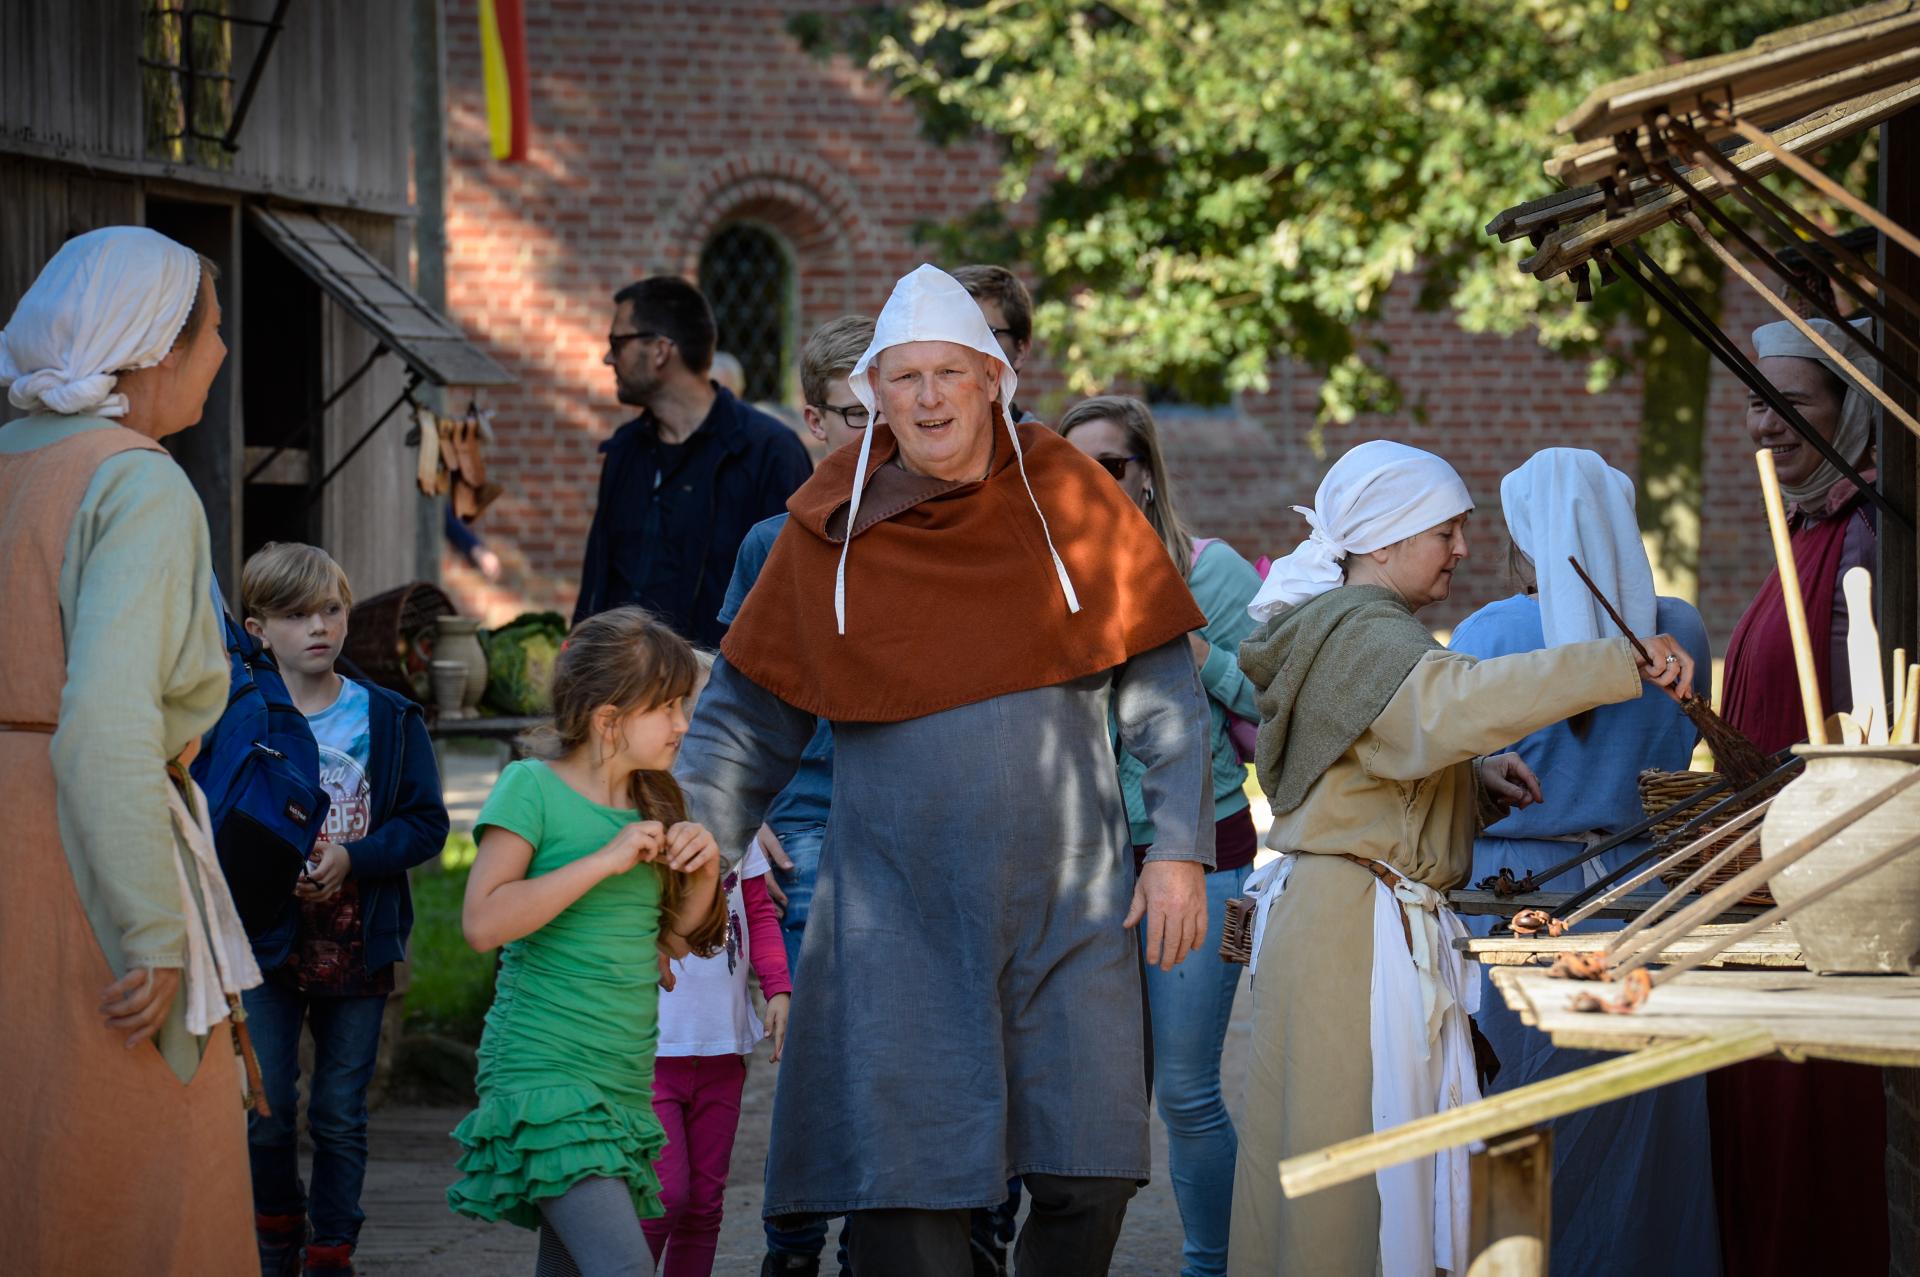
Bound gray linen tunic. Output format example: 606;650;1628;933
676;637;1212;1215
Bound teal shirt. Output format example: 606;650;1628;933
1117;539;1262;846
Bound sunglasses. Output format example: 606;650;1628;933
1095;454;1143;481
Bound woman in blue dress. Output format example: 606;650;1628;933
1448;447;1720;1277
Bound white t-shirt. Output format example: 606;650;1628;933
655;842;770;1057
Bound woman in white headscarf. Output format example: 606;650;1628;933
1709;316;1889;1277
1448;448;1718;1277
1227;440;1694;1277
0;227;256;1273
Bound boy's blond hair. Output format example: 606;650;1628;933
240;542;355;620
799;315;876;407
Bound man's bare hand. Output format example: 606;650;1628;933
756;824;791;913
1125;859;1208;971
100;966;182;1048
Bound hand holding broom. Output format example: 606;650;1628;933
1568;555;1772;787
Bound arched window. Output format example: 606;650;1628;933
698;224;792;402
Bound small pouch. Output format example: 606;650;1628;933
1220;894;1257;965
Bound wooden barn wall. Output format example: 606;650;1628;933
318;212;425;599
0;159;142;384
0;0;409;212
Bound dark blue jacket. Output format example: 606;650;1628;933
573;385;813;645
251;678;450;972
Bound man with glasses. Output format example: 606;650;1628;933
718;314;872;1277
573;276;813;643
953;264;1040;426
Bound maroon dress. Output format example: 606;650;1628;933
1714;487;1888;1277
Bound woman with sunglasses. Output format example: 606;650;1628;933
1059;395;1263;1277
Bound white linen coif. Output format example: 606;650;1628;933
1753;316;1879;507
836;264;1079;634
1500;447;1656;648
1248;439;1474;621
0;226;203;419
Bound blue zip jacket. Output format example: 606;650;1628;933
573;385;813;645
251;677;450;971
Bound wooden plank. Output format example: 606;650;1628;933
1446;888;1764;923
1492;966;1920;1066
1278;1029;1775;1199
1556;1;1920;141
1459;922;1804;969
1548;44;1920;187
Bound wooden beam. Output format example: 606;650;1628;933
1277;1029;1775;1199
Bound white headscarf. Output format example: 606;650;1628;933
0;227;202;420
1753;315;1878;507
835;264;1077;634
1248;439;1473;621
1500;448;1655;648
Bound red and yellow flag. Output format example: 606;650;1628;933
479;0;529;162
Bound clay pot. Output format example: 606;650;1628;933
431;660;471;721
1760;745;1920;974
433;616;489;715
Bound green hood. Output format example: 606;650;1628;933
1237;584;1439;817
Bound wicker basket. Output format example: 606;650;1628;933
344;582;457;703
1638;768;1787;906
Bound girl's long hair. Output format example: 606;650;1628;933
1057;395;1195;573
537;606;725;954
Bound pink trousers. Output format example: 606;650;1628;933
643;1054;748;1277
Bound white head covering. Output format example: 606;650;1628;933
1248;439;1473;621
834;264;1077;634
1500;448;1655;647
0;227;202;420
1752;315;1878;507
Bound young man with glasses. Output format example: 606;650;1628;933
953;264;1040;426
573;276;813;643
715;314;872;1277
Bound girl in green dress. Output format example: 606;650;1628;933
448;607;726;1276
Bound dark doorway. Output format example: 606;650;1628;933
145;196;239;581
240;211;323;559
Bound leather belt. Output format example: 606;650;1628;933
0;722;55;733
1338;852;1414;953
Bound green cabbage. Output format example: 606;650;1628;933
483;611;567;715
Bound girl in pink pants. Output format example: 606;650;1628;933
645;839;792;1276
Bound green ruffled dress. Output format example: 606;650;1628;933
447;760;668;1229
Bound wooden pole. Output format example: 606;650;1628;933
1757;448;1828;744
1278;1029;1774;1199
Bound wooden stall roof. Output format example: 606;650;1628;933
250;206;513;389
1510;80;1920;281
1491;964;1920;1068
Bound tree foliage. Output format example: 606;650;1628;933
801;0;1862;417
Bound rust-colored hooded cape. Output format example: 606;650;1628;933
720;417;1205;723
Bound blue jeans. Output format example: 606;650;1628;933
770;823;825;975
1142;862;1250;1277
243;981;389;1248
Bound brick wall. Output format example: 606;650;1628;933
440;0;1781;654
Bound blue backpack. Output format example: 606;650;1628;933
191;605;331;938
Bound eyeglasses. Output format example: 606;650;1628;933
989;327;1020;342
1095;454;1143;481
811;402;872;430
607;330;664;355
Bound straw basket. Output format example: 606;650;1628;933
343;582;457;703
1639;768;1789;906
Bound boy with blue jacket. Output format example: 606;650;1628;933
237;542;449;1277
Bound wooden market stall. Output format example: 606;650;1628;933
1278;5;1920;1272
